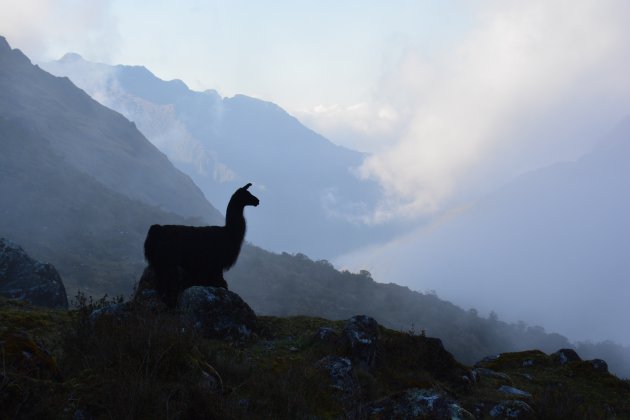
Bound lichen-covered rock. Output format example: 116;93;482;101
0;238;68;308
489;400;535;418
316;355;361;416
497;385;531;397
475;367;512;382
177;286;257;340
315;326;338;342
342;315;379;368
368;388;475;419
317;355;356;393
552;348;581;365
587;358;609;373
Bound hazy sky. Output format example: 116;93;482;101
3;0;630;220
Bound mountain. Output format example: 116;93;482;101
0;36;221;295
340;117;630;346
0;38;221;224
2;36;628;377
42;54;399;259
0;115;192;295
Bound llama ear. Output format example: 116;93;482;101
243;183;252;190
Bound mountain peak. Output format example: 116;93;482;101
59;52;84;62
0;36;10;52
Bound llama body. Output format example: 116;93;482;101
142;183;259;307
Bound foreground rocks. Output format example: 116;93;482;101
96;285;258;341
0;238;68;308
2;294;629;419
178;286;258;340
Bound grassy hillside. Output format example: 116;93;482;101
1;297;628;419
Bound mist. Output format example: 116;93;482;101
2;0;630;375
337;116;630;346
302;1;630;224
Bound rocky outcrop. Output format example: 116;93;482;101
0;238;67;308
177;286;258;340
341;315;379;368
489;400;534;418
552;348;582;365
368;388;475;419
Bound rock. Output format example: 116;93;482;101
317;356;356;392
489;400;535;418
315;326;338;342
497;385;532;397
587;359;609;373
177;286;257;340
475;367;512;382
368;388;475;419
317;356;361;415
342;315;379;368
0;238;68;308
552;348;581;365
0;329;62;381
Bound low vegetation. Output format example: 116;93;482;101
1;296;629;419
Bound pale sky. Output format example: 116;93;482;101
3;0;630;220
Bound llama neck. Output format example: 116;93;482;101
225;201;246;236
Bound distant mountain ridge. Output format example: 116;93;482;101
0;38;221;224
42;53;399;259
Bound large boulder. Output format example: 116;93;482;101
0;238;68;308
177;286;257;340
342;315;380;368
552;348;582;365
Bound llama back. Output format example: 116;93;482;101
144;224;225;265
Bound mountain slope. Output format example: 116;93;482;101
0;37;221;224
340;117;630;346
42;54;398;258
0;116;194;295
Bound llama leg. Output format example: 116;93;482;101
153;263;182;308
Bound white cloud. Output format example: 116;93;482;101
304;1;630;223
0;0;119;61
296;102;405;153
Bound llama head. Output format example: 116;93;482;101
232;182;260;207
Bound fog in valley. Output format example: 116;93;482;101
2;1;630;372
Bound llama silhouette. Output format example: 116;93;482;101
142;183;259;307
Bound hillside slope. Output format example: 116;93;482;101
0;116;193;295
1;298;629;419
